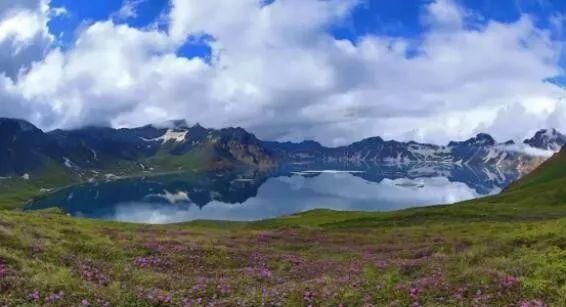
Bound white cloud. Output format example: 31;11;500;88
547;98;566;132
0;0;565;145
113;0;145;21
0;0;53;79
18;21;212;128
423;0;466;30
497;143;555;158
51;6;68;17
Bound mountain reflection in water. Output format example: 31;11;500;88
27;163;520;224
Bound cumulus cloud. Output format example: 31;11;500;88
0;0;565;145
423;0;467;30
18;21;212;128
0;0;53;79
480;103;548;142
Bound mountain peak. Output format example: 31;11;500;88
524;129;566;151
150;119;189;129
474;133;495;144
171;119;189;129
356;136;384;144
449;133;495;147
0;118;39;133
192;123;207;130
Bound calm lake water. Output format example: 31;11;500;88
27;164;519;224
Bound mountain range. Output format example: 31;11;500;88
0;117;563;180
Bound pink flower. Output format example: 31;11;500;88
260;267;273;279
519;299;546;307
134;256;171;269
27;291;40;302
304;289;315;304
77;261;110;286
0;260;10;279
409;287;421;299
46;291;64;303
138;288;174;305
500;275;520;290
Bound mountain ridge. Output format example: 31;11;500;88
0;118;559;178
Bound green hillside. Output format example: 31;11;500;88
1;152;566;306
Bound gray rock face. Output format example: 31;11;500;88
523;129;566;151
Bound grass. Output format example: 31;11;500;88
145;145;233;172
1;151;566;305
0;147;231;211
0;161;78;210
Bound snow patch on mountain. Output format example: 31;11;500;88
142;129;188;144
63;157;75;168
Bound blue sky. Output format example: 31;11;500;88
47;0;565;84
0;0;565;145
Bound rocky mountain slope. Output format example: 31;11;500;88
0;118;560;178
0;119;65;175
265;132;554;174
523;128;566;151
0;118;277;177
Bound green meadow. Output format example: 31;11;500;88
1;151;566;306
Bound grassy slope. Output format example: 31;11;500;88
0;161;78;210
0;146;232;211
145;144;225;172
1;153;566;305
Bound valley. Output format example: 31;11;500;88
0;117;560;212
0;147;566;305
1;0;564;305
1;117;566;306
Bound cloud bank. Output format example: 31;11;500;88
0;0;565;146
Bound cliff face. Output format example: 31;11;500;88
206;128;278;169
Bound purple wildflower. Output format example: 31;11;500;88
519;299;547;307
77;261;110;286
191;276;209;293
138;288;173;305
256;232;273;243
134;256;171;269
260;267;273;279
453;286;467;300
0;260;10;279
409;287;421;300
283;254;304;267
303;289;315;304
500;275;520;290
143;241;167;253
27;290;40;302
247;252;274;281
473;290;491;305
216;278;232;296
46;291;64;303
181;298;194;307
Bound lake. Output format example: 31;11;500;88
27;164;520;224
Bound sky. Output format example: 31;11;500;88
0;0;565;146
